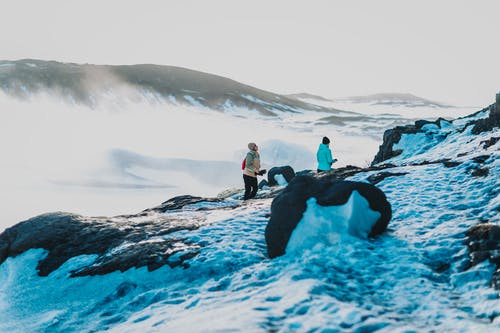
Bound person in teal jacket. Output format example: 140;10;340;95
316;136;337;173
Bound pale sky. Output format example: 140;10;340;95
1;0;499;106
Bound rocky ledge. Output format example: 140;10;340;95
372;93;500;166
0;195;227;277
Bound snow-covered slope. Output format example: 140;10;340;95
0;96;498;332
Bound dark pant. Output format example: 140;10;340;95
243;174;258;200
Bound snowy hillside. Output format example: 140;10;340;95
0;95;498;332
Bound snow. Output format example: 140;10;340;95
1;86;499;332
286;192;381;255
183;95;205;108
273;173;288;186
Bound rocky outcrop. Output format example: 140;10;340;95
372;95;499;166
265;175;392;258
143;195;223;214
471;94;500;135
371;125;419;165
0;195;222;277
267;166;295;186
465;224;500;289
371;118;451;165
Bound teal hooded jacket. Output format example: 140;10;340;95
316;143;334;171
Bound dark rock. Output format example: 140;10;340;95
415;117;451;129
414;160;434;166
467;224;500;243
415;119;434;129
267;166;295;186
371;116;455;166
465;224;500;289
471;168;489;177
367;172;408;185
258;179;269;189
372;125;420;165
492;271;500;290
443;160;462;168
480;137;499;149
144;195;222;213
426;261;451;273
265;176;392;258
472;155;491;164
471;99;500;135
0;197;218;276
295;170;314;177
316;165;364;180
435;263;450;273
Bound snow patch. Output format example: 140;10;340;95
286;191;381;255
273;174;288;186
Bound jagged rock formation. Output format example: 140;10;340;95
371;118;451;165
471;93;500;134
265;176;392;258
372;94;500;166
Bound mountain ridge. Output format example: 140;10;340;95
0;59;342;116
334;92;453;108
287;91;454;108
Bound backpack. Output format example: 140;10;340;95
241;157;246;170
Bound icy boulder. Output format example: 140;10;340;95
267;165;295;187
265;176;392;258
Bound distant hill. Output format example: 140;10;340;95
285;93;332;102
0;59;344;116
333;93;453;108
286;92;454;109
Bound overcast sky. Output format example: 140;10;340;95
1;0;499;106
